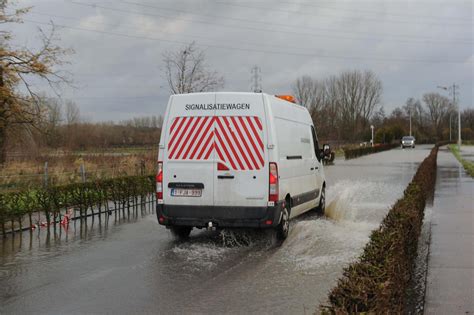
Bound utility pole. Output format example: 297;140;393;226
449;114;452;141
437;84;461;149
250;66;262;93
370;125;374;147
453;84;461;149
409;108;412;137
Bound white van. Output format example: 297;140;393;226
156;92;329;240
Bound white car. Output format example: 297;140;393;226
156;92;329;241
401;136;416;148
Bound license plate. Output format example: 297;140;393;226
171;188;202;197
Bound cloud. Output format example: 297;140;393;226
8;0;473;121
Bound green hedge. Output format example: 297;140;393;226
344;144;399;160
0;175;155;236
322;145;438;313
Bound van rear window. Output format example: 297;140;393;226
167;116;264;170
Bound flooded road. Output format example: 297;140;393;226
1;146;433;314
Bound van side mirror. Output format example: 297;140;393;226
323;144;331;156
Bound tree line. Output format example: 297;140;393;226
371;95;473;144
292;72;473;143
293;70;382;141
6;97;163;157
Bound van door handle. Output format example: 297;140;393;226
218;175;234;179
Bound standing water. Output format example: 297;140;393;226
0;146;432;314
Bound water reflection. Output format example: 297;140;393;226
0;199;156;258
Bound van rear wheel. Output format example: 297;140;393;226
316;186;326;215
276;207;289;241
170;226;192;240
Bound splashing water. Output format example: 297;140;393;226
325;180;401;222
279;179;405;272
218;229;268;247
170;242;232;270
167;229;273;271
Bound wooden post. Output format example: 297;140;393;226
80;163;86;183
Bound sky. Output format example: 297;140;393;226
7;0;474;122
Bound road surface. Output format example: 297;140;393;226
1;145;433;314
424;146;474;314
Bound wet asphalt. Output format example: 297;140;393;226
424;147;474;314
0;145;435;314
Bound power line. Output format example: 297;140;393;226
23;19;469;64
29;11;299;51
249;0;473;22
214;2;471;27
72;2;472;46
120;1;472;45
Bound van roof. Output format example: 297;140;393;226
173;92;264;97
171;92;300;105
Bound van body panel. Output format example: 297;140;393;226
266;95;323;218
162;93;216;206
213;93;268;208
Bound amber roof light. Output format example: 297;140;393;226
275;95;296;103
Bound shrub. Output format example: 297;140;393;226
374;127;393;144
0;174;155;235
344;144;398;160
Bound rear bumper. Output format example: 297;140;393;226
156;202;284;228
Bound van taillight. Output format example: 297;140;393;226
269;162;279;202
156;161;163;200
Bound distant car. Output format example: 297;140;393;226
401;136;415;148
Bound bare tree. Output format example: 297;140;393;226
359;70;382;127
42;97;62;147
371;106;386;128
292;70;382;141
163;42;224;94
462;109;474;131
423;92;451;138
0;0;71;162
65;100;80;125
293;75;315;108
292;76;327;114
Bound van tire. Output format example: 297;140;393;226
316;186;326;215
170;226;192;240
276;207;290;241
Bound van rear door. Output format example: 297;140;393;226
213;93;268;208
164;94;216;207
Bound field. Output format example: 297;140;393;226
1;147;158;192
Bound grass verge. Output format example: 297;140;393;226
448;144;474;177
321;145;439;313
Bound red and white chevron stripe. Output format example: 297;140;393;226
167;116;264;170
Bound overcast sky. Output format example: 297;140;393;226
8;0;474;122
